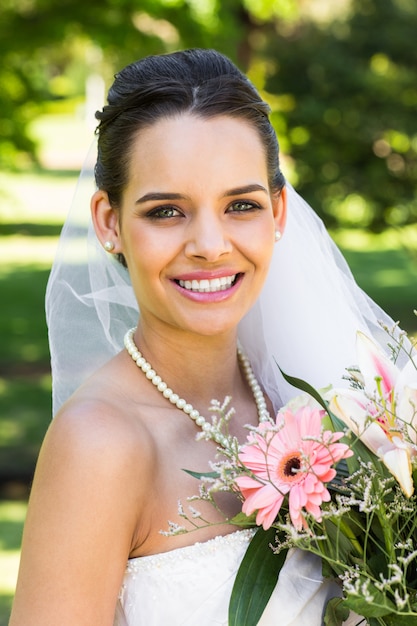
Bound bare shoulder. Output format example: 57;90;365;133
43;353;157;489
10;354;157;625
28;354;159;559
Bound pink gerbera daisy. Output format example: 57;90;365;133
235;406;352;531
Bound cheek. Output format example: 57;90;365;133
243;222;275;267
121;226;180;284
120;225;155;262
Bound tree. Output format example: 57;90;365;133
0;0;261;168
263;0;417;229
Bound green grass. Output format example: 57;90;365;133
0;501;26;626
0;167;78;487
332;226;417;334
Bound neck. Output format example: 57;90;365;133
133;322;242;408
124;326;270;446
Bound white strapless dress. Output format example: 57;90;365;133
114;529;353;626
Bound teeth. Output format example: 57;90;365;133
178;275;236;293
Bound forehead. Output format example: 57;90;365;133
126;114;268;192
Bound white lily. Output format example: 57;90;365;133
397;357;417;440
328;331;417;498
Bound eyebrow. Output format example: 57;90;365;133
135;184;268;205
136;192;186;204
222;184;268;197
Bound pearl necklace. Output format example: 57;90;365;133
124;327;271;447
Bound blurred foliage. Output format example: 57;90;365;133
0;262;53;488
0;501;26;625
0;0;257;168
1;0;416;229
263;0;417;231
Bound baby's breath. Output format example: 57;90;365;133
160;521;187;537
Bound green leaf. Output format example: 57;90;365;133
276;367;352;441
321;559;336;580
321;518;358;564
344;587;396;618
229;527;287;626
377;613;417;625
323;596;350;626
182;469;220;480
229;511;257;527
277;366;330;413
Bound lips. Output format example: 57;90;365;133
177;274;238;293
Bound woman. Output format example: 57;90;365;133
10;49;386;625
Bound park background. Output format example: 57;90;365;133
0;0;416;622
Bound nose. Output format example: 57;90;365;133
184;213;232;262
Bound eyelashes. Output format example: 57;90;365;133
227;200;261;213
145;200;263;220
146;206;182;219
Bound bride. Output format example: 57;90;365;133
9;48;388;625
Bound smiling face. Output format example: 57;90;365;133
92;113;286;341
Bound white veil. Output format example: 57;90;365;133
46;140;401;416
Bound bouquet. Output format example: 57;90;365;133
168;320;417;626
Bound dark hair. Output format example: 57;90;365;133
95;49;285;209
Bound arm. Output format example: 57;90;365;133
9;402;150;626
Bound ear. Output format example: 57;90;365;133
90;190;122;253
272;185;287;236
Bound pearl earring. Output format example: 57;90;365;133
274;230;282;242
104;241;115;252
